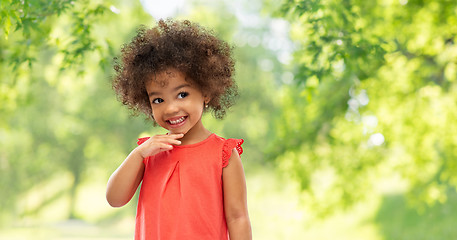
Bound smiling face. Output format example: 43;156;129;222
145;68;211;144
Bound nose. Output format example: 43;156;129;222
164;100;179;116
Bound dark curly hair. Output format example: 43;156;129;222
112;19;237;119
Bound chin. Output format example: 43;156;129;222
169;129;187;135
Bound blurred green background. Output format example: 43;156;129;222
1;0;457;239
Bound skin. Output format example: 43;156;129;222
223;148;252;240
146;69;212;145
106;68;251;239
105;133;184;207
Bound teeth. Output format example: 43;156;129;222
169;117;185;125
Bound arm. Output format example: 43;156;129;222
106;149;145;207
106;133;183;207
223;148;252;240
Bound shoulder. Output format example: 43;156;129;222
219;136;244;168
212;134;244;145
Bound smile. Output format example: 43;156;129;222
167;116;186;125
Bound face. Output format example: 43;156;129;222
145;68;209;139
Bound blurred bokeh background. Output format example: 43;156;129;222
1;0;457;239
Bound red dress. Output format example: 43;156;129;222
135;133;244;240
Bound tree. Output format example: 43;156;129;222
270;0;457;215
0;0;153;220
0;0;285;224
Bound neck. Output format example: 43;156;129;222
179;120;212;145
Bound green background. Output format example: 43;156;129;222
1;0;457;239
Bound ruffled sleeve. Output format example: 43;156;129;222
137;137;150;145
222;139;244;168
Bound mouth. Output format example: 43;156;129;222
166;116;187;127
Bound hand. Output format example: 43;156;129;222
135;133;184;158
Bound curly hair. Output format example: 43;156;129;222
112;19;237;119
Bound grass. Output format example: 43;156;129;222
2;165;457;239
375;189;457;240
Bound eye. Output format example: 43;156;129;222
177;92;189;99
152;98;164;104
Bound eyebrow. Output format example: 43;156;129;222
148;83;192;97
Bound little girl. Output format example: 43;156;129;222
106;19;252;240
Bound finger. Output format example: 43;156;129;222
166;133;184;139
171;139;182;145
159;137;181;145
156;133;184;139
154;134;183;143
159;143;174;151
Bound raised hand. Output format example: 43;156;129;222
135;133;184;158
106;132;184;207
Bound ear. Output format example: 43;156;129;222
204;95;211;105
203;97;211;110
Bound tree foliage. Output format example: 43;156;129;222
0;0;152;220
0;0;282;224
5;0;456;229
271;0;457;215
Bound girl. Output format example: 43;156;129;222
106;19;252;240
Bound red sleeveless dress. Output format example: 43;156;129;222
135;134;244;240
